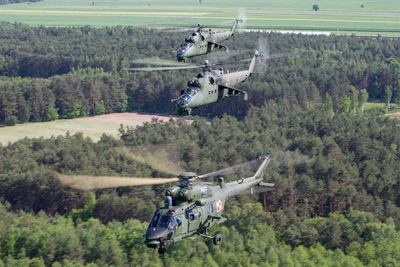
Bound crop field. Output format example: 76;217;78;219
0;112;186;145
0;0;400;34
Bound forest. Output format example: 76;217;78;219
0;22;400;125
0;21;400;266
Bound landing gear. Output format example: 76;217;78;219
177;108;192;116
199;230;222;245
213;234;222;245
158;245;167;255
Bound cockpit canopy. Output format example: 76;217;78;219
187;78;200;87
184;35;195;42
182;42;193;48
150;213;175;230
185;86;199;95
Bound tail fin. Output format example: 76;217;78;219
255;156;274;190
249;50;264;73
248;50;258;73
231;18;243;32
254;156;270;179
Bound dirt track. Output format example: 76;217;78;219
76;112;185;127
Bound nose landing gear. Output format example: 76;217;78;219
178;108;192;116
158;245;167;255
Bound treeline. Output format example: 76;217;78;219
0;22;400;124
0;201;399;266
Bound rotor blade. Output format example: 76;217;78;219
269;51;299;59
126;65;201;72
268;151;313;168
198;151;312;179
237;51;298;63
198;159;260;179
117;145;184;176
130;57;192;67
58;175;180;190
159;27;194;33
206;50;247;63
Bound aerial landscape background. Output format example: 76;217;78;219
0;0;400;266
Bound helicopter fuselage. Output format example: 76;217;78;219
177;30;234;62
177;17;242;62
145;176;265;251
176;68;251;115
144;157;272;254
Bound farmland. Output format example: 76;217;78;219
0;0;400;34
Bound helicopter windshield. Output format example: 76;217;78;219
158;215;175;229
177;94;191;107
183;42;193;48
150;212;161;227
184;37;191;42
185;86;198;95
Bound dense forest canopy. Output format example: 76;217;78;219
1;103;400;265
0;22;399;125
1;22;400;266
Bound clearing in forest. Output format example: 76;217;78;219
0;112;189;145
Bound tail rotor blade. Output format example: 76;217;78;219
256;36;270;73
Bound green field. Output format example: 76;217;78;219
0;0;400;34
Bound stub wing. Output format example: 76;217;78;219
218;84;248;100
208;41;228;51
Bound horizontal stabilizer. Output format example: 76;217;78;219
259;182;274;188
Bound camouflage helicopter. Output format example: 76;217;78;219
144;156;273;254
59;156;274;255
129;49;266;115
176;18;243;62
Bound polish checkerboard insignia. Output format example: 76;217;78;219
216;200;222;212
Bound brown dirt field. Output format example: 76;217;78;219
76;112;186;126
0;112;195;144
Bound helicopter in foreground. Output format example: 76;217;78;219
59;155;274;255
144;156;273;254
176;18;243;62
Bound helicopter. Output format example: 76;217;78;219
176;18;243;62
144;156;273;254
129;49;265;115
59;155;274;255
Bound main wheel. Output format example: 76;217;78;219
213;234;222;245
158;246;167;255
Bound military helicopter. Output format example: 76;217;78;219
176;18;243;62
129;49;266;115
58;155;274;255
144;156;273;254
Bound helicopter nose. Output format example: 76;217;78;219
176;94;191;108
177;99;186;108
177;48;187;61
145;227;169;241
